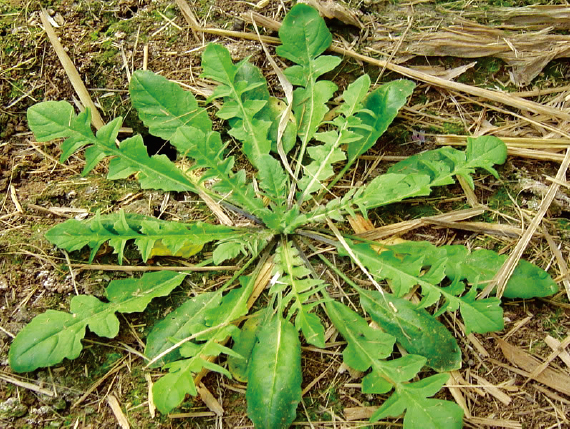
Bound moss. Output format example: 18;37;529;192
442;121;465;135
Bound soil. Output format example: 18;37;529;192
1;0;570;428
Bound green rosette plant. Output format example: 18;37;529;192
10;4;558;428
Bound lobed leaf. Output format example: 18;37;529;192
277;3;341;183
171;126;271;222
358;288;462;372
9;272;185;372
347;241;505;337
347;79;416;165
45;211;240;263
443;246;558;299
201;43;272;167
388;136;507;189
326;299;396;388
152;274;256;414
27;101;197;193
273;241;326;347
370;374;463;428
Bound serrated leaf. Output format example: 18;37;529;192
291;80;338;147
201;43;272;166
273;241;326;347
171;126;270;221
246;315;302;429
344;240;506;336
9;272;185;372
129;70;212;140
27;100;197;192
347;80;415;165
359;289;461;372
388;136;507;189
45;211;239;263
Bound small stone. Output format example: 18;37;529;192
0;397;28;419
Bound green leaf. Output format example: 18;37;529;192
9;272;185;372
277;4;333;69
388;136;507;189
326;300;396;386
276;3;341;181
213;241;245;265
201;43;272;166
45;211;240;263
444;247;558;298
257;154;288;207
273;241;326;347
246;315;302;429
458;287;503;335
297;75;378;200
144;292;222;367
152;274;256;414
371;374;463;429
359;289;461;372
348;79;416;164
107;135;194;192
228;312;263;383
27;101;197;192
344;241;506;336
129;70;212;139
291;80;338;150
326;297;459;427
171;126;270;221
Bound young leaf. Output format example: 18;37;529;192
9;272;185;372
246;314;302;429
129;70;212;139
276;3;341;178
257;154;288;207
347;80;416;165
297;75;376;200
272;240;326;347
